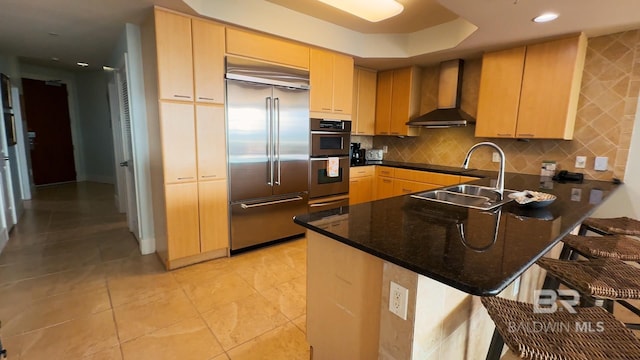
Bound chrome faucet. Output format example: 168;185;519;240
462;142;505;197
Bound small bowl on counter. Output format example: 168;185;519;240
508;190;556;208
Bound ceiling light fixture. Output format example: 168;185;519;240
533;12;559;23
317;0;404;22
77;62;89;67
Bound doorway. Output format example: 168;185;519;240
21;78;76;185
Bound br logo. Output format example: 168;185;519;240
533;289;580;314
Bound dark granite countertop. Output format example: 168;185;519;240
294;173;621;296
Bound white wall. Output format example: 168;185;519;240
75;71;115;184
106;23;155;255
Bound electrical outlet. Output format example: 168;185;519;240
575;156;586;169
389;281;408;320
492;152;500;163
382;145;388;154
594;156;608;171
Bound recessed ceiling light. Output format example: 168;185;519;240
317;0;404;22
102;66;116;71
48;32;60;36
533;12;559;23
51;57;60;61
77;62;89;67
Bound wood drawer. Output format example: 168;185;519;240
376;167;395;178
350;166;374;179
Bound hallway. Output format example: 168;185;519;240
0;182;309;359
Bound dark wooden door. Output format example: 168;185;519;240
22;78;76;185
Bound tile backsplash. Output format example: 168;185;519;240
373;30;640;181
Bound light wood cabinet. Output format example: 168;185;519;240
155;10;194;101
165;182;201;259
375;67;421;136
192;19;225;104
196;104;226;180
307;231;382;360
159;102;197;183
154;10;225;103
352;67;376;135
374;166;473;200
310;48;354;117
225;27;310;69
198;180;229;253
475;34;587;139
142;8;229;269
349;166;374;205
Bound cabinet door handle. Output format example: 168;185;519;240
177;176;194;180
496;133;511;137
321;107;332;111
198;96;214;101
383;179;391;183
518;133;535;137
402;188;412;193
334;109;343;112
201;175;218;178
174;95;191;99
391;132;400;135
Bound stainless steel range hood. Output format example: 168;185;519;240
406;59;475;128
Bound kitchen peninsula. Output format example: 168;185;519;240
294;171;620;359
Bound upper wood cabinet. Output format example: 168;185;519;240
192;19;225;104
475;34;587;139
226;27;310;69
154;9;225;103
375;66;421;136
155;10;194;101
352;67;377;136
310;48;354;117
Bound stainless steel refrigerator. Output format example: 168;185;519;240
226;56;310;251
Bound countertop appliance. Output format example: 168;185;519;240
365;149;383;161
350;142;366;165
226;56;310;252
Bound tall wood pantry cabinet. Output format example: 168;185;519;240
142;7;229;269
351;67;376;136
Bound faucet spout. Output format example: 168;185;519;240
462;142;505;197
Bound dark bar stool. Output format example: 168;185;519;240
580;216;640;236
482;296;640;360
537;257;640;319
560;234;640;261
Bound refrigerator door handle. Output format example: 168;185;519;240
274;97;281;185
240;195;304;209
266;96;273;186
309;199;347;207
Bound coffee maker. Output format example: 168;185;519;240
350;142;366;165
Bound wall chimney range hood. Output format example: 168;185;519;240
406;59;475;128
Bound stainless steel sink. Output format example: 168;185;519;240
411;184;517;210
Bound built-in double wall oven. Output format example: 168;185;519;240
309;119;351;211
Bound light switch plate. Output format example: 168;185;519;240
594;156;608;171
575;156;586;169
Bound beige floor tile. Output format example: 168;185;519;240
260;279;306;321
19;309;119;360
226;322;310;360
82;345;123;360
292;315;307;335
0;263;105;305
233;258;301;292
1;284;111;336
107;271;181;307
113;288;199;342
0;248;103;284
202;293;289;350
171;257;234;285
181;272;256;313
120;317;224;360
